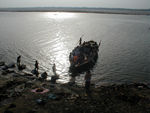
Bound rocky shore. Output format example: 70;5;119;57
0;61;150;113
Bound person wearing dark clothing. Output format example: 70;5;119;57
52;63;56;75
17;55;21;69
51;63;59;83
41;72;48;80
35;60;39;71
84;70;92;94
35;60;39;77
79;38;82;45
51;75;59;84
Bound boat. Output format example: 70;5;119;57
69;40;101;73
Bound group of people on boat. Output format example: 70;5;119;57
69;38;100;67
69;37;102;94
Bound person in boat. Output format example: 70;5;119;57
76;54;81;65
17;55;21;69
83;41;86;46
73;56;78;63
84;46;90;55
84;70;92;94
79;53;84;63
70;52;73;59
79;37;82;45
83;54;88;61
74;47;80;56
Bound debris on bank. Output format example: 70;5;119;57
0;61;150;113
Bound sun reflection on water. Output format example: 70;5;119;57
44;12;76;20
51;38;70;83
38;12;76;83
41;32;71;83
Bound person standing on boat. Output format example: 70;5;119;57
84;70;92;94
17;55;21;69
79;37;82;45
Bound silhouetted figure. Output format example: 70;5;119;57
79;38;82;45
17;55;21;69
51;63;59;83
68;73;77;85
41;72;48;80
51;75;59;84
52;63;57;75
84;70;92;94
83;41;86;46
35;60;38;70
34;60;39;77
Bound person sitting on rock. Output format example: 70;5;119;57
41;72;48;80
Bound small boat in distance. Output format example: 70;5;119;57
69;40;101;73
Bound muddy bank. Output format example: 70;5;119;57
0;61;150;113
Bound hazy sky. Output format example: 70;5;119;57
0;0;150;9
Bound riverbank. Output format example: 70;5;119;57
0;61;150;113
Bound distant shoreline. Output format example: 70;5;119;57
0;8;150;15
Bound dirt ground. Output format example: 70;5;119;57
0;72;150;113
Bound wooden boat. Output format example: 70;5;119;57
69;40;100;73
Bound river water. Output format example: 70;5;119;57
0;12;150;85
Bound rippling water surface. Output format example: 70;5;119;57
0;12;150;85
